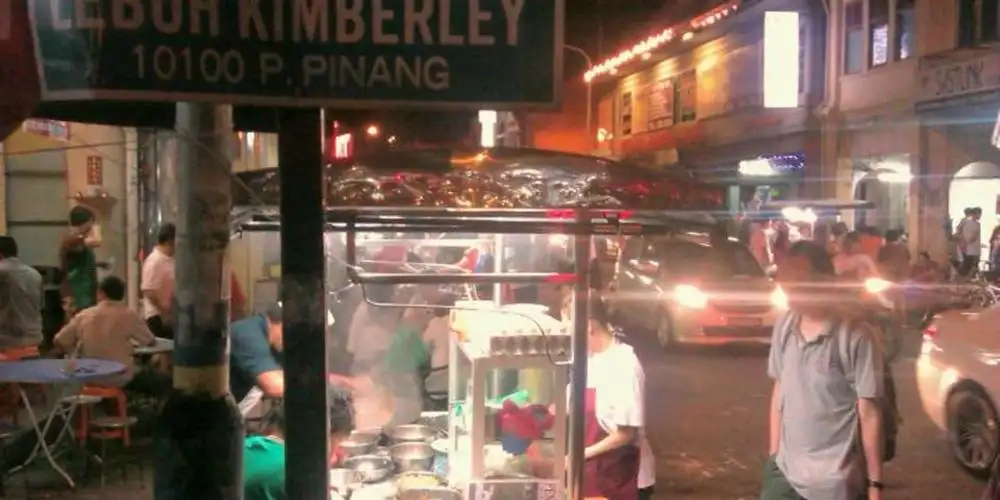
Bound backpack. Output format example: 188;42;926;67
776;313;899;462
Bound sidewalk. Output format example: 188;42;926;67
5;451;152;499
0;396;156;500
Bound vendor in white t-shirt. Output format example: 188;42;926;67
580;296;656;499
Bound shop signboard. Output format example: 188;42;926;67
918;52;1000;102
28;0;564;109
22;119;70;140
85;155;103;186
646;79;674;130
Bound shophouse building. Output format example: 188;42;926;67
826;0;1000;259
583;0;826;216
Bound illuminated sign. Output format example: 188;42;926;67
334;133;353;159
763;11;800;109
478;110;497;147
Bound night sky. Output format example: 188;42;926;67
336;0;676;144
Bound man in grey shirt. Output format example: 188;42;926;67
0;236;43;349
762;241;885;500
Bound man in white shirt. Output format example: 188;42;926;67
0;236;42;350
141;224;175;339
959;207;983;277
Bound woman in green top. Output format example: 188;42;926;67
243;390;355;500
59;206;100;316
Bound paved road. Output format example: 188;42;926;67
632;331;986;500
22;331;990;500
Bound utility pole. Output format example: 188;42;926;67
278;108;329;499
154;103;243;499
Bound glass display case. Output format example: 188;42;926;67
229;148;727;499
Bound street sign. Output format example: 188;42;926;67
29;0;564;110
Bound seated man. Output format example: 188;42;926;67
230;304;285;405
243;390;355;500
51;276;159;390
0;235;43;354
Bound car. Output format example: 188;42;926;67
606;232;784;348
917;307;1000;478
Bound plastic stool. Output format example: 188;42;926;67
89;417;140;488
55;394;103;453
80;386;130;446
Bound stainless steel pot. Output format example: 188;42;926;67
339;435;377;458
388;424;437;444
342;455;393;483
389;442;435;472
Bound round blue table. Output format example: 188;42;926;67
0;358;126;384
0;358;126;488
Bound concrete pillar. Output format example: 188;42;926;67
154;103;243;499
125;128;140;310
920;126;952;261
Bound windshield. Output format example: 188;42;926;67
659;240;764;278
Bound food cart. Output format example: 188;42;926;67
230;148;726;499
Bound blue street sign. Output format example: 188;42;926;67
29;0;564;109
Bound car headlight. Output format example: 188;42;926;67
771;286;789;310
674;284;708;309
864;277;891;294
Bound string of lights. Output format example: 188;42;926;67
583;0;743;83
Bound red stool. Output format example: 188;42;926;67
0;345;43;425
78;385;131;448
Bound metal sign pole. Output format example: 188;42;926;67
278;108;330;500
568;220;592;499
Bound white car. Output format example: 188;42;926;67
607;233;784;348
917;307;1000;478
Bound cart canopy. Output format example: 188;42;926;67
232;147;726;212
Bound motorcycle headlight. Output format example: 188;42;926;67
674;284;708;309
771;286;789;310
864;278;891;294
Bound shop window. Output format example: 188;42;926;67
620;91;633;136
984;0;1000;42
869;0;889;67
959;0;1000;47
959;0;977;47
674;70;697;123
895;0;915;60
844;1;864;74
